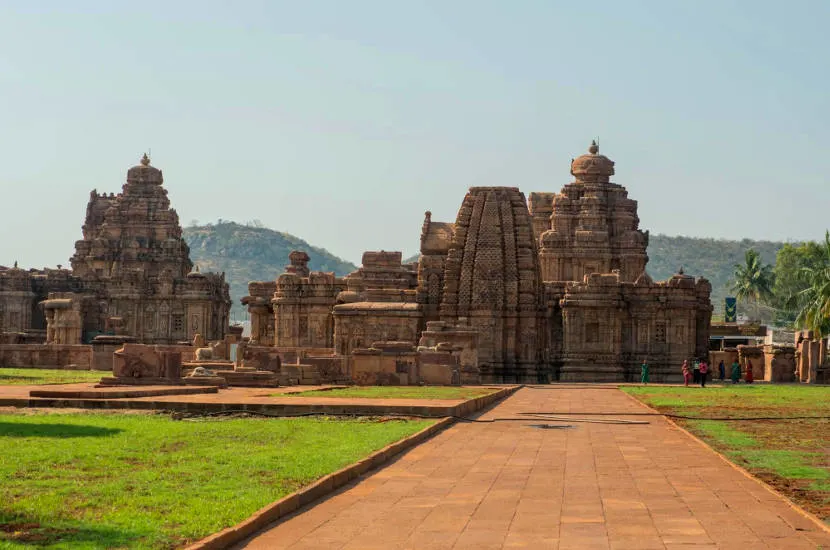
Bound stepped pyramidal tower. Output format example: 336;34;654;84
71;154;193;279
0;154;231;345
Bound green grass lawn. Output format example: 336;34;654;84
0;368;103;386
280;386;498;400
622;385;830;521
0;411;433;549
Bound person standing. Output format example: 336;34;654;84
699;360;709;387
731;360;741;384
641;359;650;384
693;360;701;384
682;360;691;387
718;360;726;381
745;360;754;384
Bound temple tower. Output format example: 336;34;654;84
70;154;193;279
440;187;544;383
534;142;649;283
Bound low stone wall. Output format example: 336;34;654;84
92;343;194;372
0;344;93;369
272;347;336;364
709;349;738;375
351;342;460;386
303;355;350;384
763;344;796;382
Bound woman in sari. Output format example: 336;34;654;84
730;360;741;384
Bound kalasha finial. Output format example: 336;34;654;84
140;153;150;166
588;140;599;154
13;260;18;268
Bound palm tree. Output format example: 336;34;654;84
796;232;830;336
731;249;774;321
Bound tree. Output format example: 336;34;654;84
771;241;825;326
731;249;774;321
795;232;830;337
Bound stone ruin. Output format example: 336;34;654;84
99;343;183;386
0;154;231;347
794;330;829;384
243;142;713;384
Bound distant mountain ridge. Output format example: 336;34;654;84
183;222;357;319
185;222;788;319
644;234;784;313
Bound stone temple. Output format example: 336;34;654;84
0;154;231;345
245;142;712;383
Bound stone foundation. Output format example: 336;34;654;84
0;344;92;369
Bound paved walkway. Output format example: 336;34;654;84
236;386;830;549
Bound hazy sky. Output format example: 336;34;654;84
1;0;827;268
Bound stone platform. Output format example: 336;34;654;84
29;385;218;399
210;369;280;388
0;384;516;418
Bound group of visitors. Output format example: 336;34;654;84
639;357;756;387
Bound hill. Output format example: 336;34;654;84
645;234;784;313
185;221;789;320
183;222;357;319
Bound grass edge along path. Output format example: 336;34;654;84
0;411;434;549
278;385;499;400
0;368;103;386
621;385;830;523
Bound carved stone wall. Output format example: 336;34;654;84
272;271;343;348
333;302;421;356
439;187;544;383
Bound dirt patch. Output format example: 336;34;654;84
755;472;830;521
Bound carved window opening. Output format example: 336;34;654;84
638;324;649;345
172;315;184;334
298;316;308;343
585;322;599;344
655;323;666;344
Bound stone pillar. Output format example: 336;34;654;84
808;339;821;384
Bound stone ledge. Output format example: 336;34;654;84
183;416;455;550
4;386;520;418
29;386;219;399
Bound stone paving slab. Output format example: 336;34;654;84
235;386;830;549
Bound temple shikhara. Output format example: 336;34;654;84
0;154;231;346
242;142;713;383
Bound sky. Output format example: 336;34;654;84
1;0;828;269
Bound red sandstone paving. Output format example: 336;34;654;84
234;386;830;549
